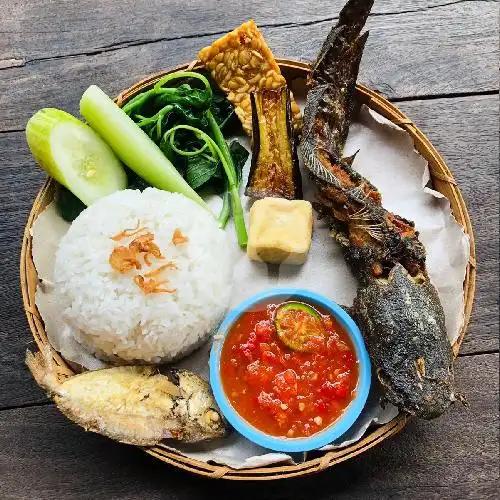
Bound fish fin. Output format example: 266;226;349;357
341;149;360;167
25;348;59;393
378;393;388;410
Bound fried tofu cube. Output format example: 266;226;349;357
247;198;313;265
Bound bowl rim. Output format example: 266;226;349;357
209;287;372;453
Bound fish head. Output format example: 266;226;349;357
353;263;456;419
168;369;229;442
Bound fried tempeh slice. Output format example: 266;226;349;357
198;20;302;136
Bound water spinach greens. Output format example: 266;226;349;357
122;71;249;246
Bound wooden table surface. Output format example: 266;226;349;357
1;1;498;498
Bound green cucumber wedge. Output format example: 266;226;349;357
80;85;207;209
26;108;127;206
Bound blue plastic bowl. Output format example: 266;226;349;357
209;288;371;453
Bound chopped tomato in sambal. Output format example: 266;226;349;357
220;300;358;438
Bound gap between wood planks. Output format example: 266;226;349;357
0;0;494;72
0;90;496;136
458;348;499;358
390;89;499;103
0;400;52;412
1;349;497;413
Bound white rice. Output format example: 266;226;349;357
53;188;233;363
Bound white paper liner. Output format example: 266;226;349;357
30;105;469;469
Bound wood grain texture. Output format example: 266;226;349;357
0;1;486;61
1;95;497;409
0;133;48;408
398;95;499;354
0;1;498;132
0;353;497;498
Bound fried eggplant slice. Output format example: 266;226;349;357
26;349;228;445
246;87;302;199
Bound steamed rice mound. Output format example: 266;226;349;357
53;188;233;363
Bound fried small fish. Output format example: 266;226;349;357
26;349;228;445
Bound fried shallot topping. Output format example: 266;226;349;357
133;275;176;294
109;226;178;294
172;228;189;246
144;262;178;278
128;232;165;266
109;246;142;273
110;220;147;241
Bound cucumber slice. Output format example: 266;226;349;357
80;85;207;209
26;108;127;206
275;302;325;352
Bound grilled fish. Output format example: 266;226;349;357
300;0;457;419
26;349;228;445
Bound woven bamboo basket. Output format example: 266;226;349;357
20;59;476;480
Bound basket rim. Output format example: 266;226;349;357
20;58;476;481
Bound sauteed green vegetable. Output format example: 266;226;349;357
122;71;249;246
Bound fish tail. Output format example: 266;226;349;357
25;347;58;392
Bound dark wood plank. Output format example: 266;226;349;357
0;1;483;61
0;0;497;131
0;133;48;408
0;95;497;409
0;353;497;499
398;94;499;355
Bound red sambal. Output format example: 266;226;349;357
220;300;359;438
